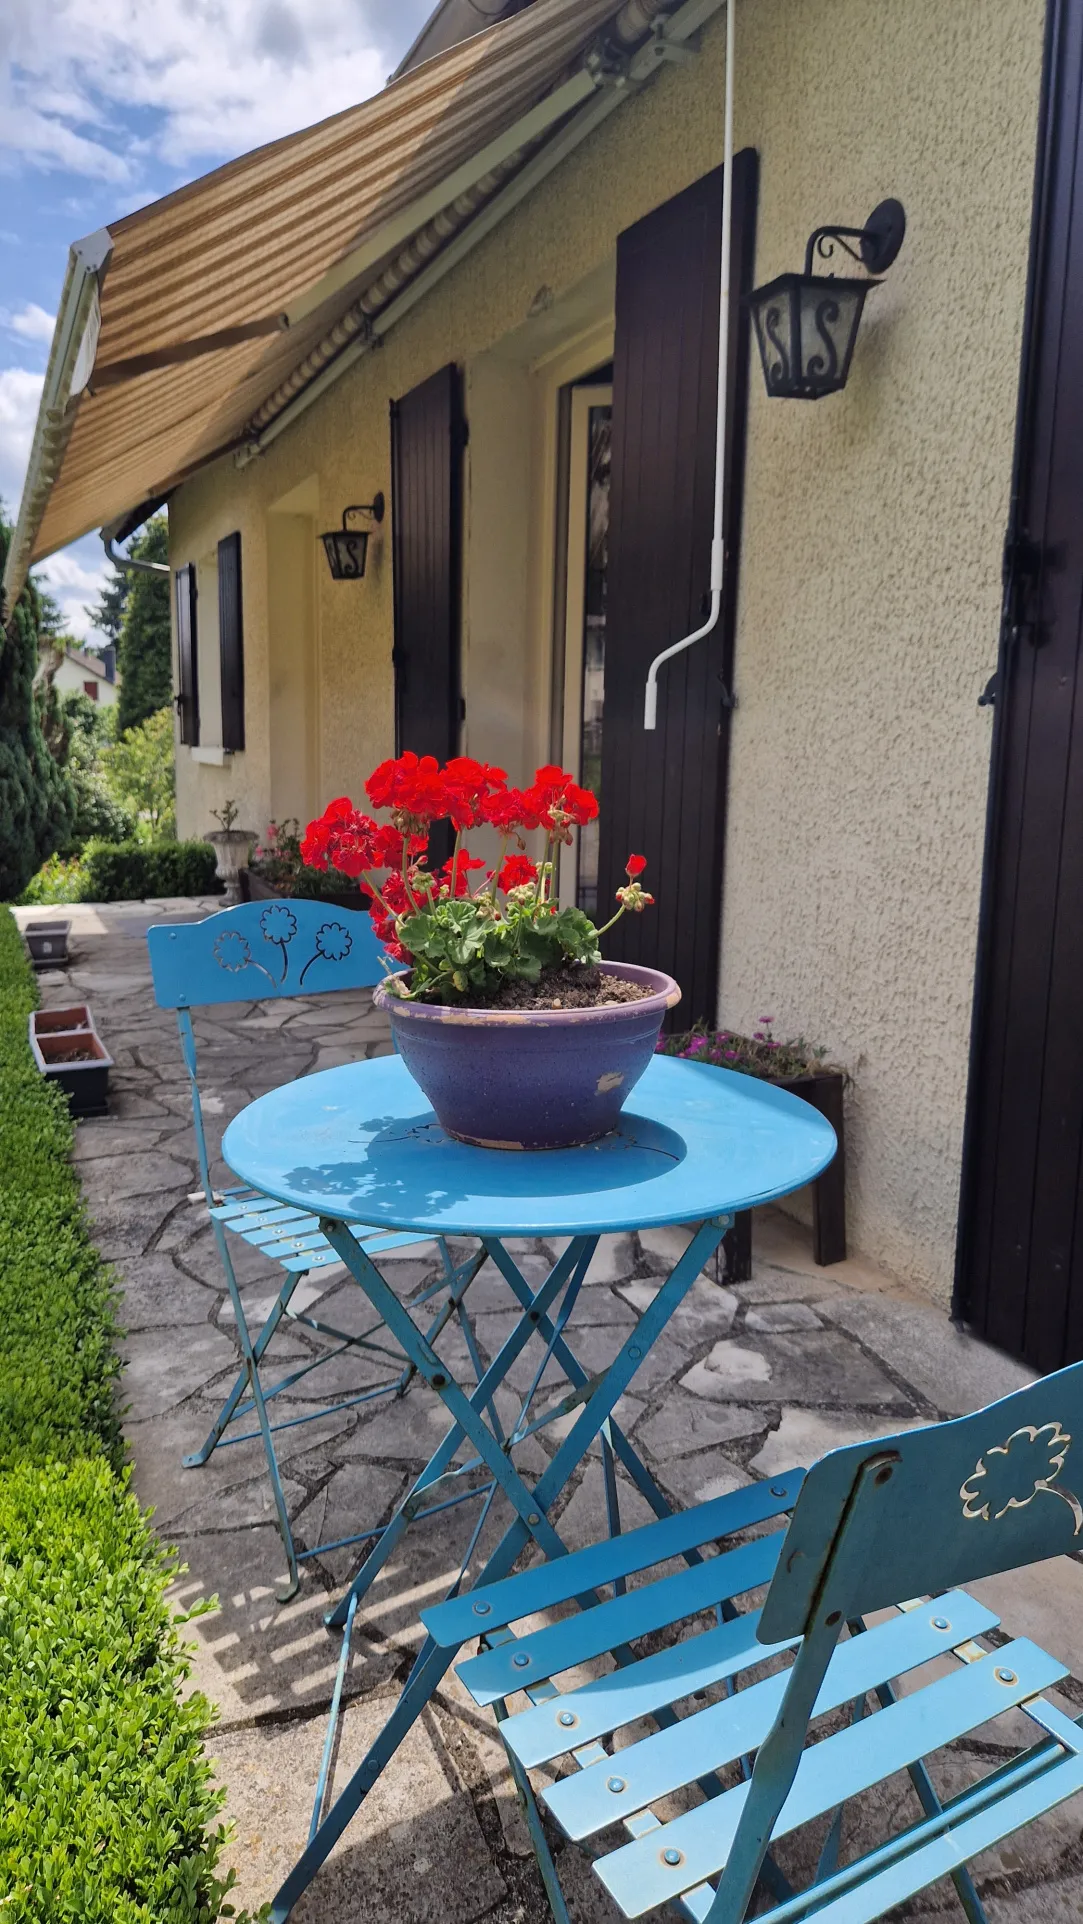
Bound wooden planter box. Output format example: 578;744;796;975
24;919;71;968
239;867;366;916
29;1007;112;1117
723;1067;846;1283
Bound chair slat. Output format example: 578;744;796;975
425;1471;805;1648
544;1592;999;1839
280;1248;344;1273
506;1608;794;1768
208;1201;272;1225
595;1638;1066;1917
460;1534;785;1708
259;1231;329;1259
739;1713;1083;1924
233;1210;320;1239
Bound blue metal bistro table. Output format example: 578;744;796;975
221;1053;836;1920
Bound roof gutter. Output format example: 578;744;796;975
238;0;720;465
101;524;169;578
2;227;112;630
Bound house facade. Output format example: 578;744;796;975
51;643;119;706
8;0;1083;1368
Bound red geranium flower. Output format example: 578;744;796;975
496;853;538;891
443;757;508;829
481;786;535;837
436;850;486;898
519;766;599;840
365;752;451;824
625;854;647;878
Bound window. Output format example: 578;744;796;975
175;534;244;754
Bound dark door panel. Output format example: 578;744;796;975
956;0;1083;1370
598;151;757;1022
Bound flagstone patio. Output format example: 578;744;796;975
17;898;1083;1923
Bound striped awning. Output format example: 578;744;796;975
21;0;637;569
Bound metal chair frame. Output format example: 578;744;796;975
147;899;483;1598
426;1358;1083;1924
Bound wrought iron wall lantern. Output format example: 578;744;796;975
748;199;906;400
320;493;385;579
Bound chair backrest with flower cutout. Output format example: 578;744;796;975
147;899;395;1009
759;1356;1083;1644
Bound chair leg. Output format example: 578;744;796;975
183;1264;304;1468
207;1220;301;1600
495;1698;572;1924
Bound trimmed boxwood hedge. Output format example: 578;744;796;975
0;909;251;1922
82;839;221;903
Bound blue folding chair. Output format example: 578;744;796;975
424;1361;1083;1923
147;899;483;1598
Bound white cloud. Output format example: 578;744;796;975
0;367;106;641
35;537;110;641
0;0;431;185
0;365;44;513
6;301;56;344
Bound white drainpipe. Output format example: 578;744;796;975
644;0;735;728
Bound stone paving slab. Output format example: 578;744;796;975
19;897;1083;1924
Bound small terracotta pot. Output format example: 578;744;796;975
374;960;680;1150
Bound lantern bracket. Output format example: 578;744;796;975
804;199;906;279
342;494;385;527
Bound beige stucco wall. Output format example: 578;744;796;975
171;0;1045;1303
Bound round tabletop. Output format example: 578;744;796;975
221;1055;837;1239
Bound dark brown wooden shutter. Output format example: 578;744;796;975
596;151;757;1021
174;563;199;747
217;532;245;752
956;3;1083;1369
390;363;463;766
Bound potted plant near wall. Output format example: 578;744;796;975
303;755;678;1149
656;1019;848;1269
240;818;365;912
206;799;255;905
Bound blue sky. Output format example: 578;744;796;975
0;0;436;640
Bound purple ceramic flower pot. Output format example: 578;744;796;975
374;961;681;1150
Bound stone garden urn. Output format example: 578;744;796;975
206;828;255;905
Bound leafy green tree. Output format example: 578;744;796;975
0;508;74;900
103;705;175;840
55;692;134;849
114;516;171;734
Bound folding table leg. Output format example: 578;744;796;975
482;1227;732;1531
320;1227;597;1634
272;1217;730;1922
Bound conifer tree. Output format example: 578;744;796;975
115;517;171;733
0;511;74;899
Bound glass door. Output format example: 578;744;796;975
560;383;612;913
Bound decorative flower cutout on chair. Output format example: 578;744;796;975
260;905;298;945
960;1421;1083;1535
213;931;252;972
298;921;353;986
315;922;352;962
